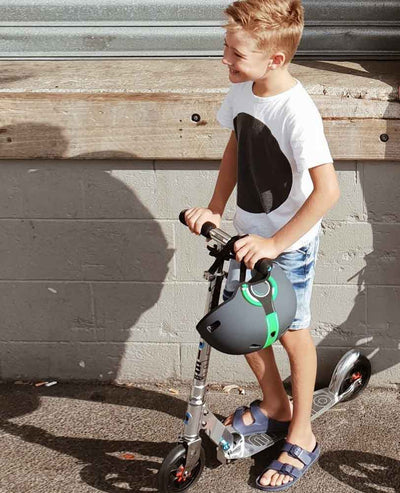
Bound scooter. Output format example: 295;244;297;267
158;212;372;492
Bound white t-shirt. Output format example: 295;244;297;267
217;79;333;251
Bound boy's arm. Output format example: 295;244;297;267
234;162;340;267
185;131;237;234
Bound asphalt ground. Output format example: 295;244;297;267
0;381;398;493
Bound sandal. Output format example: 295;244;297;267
255;440;320;491
230;400;290;437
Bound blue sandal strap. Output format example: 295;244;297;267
281;442;318;466
231;401;290;437
232;406;248;434
231;401;270;436
249;400;289;433
255;442;321;491
268;460;302;479
249;400;268;423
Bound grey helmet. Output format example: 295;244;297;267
196;263;297;355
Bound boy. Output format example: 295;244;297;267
185;0;340;490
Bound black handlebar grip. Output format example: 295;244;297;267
200;221;216;239
179;210;216;239
179;209;189;226
254;258;273;277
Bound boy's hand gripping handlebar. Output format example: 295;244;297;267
179;209;272;277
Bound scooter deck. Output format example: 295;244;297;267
310;388;339;420
229;387;338;460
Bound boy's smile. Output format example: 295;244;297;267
222;28;271;83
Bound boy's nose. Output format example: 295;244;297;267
222;56;231;66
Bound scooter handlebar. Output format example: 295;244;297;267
254;258;273;277
179;209;216;239
179;210;273;276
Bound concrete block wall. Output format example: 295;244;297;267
0;159;399;387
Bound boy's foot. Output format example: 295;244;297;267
258;431;317;488
223;400;293;428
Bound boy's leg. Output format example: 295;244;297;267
224;345;292;426
258;328;317;488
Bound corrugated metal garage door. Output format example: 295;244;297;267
0;0;399;59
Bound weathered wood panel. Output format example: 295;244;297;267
0;60;398;160
0;60;398;100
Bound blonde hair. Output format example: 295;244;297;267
223;0;304;64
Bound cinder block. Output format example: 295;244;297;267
93;282;209;344
367;348;400;386
0;282;94;342
48;342;125;380
82;161;237;221
316;221;373;284
182;343;394;388
172;283;212;341
180;343;291;383
363;224;400;286
366;286;400;347
0;340;179;382
363;162;400;223
83;161;156;219
0;157;398;385
319;223;399;287
20;163;85;218
154;161;237;220
180;344;371;388
93;282;167;342
0;161;23;217
82;220;175;281
0;342;51;380
0;341;131;381
175;219;236;281
117;342;180;381
0;220;174;281
0;220;84;280
311;285;367;347
326;162;365;221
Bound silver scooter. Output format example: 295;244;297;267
158;213;371;492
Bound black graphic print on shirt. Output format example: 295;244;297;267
234;112;293;214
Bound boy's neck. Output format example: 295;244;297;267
252;67;297;98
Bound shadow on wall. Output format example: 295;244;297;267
299;62;400;386
0;119;183;492
0;123;174;384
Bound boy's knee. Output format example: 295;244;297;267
280;328;311;353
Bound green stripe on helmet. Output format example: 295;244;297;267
269;276;278;301
263;312;280;348
241;284;262;306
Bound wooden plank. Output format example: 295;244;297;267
325;119;400;161
0;60;398;101
0;60;398;161
0;94;398;160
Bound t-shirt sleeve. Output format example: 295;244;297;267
216;86;235;130
288;107;333;172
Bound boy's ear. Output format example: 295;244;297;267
269;52;286;69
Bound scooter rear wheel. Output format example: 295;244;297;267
339;354;371;402
158;444;205;492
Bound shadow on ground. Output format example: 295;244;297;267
319;450;400;493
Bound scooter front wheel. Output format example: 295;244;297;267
158;444;205;492
338;354;371;402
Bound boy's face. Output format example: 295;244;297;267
222;28;274;83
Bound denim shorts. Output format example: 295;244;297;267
222;235;320;330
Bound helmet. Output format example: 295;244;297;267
196;263;297;354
